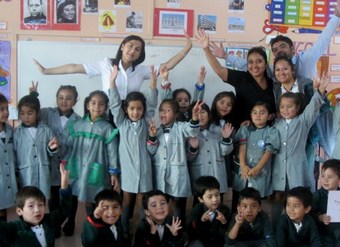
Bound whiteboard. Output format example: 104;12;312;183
18;41;234;116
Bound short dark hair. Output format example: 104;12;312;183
0;93;8;104
172;88;192;102
94;189;122;207
270;35;294;49
194;176;220;198
142;190;168;210
16;186;46;209
322;159;340;178
123;91;146;118
279;92;306;115
238;187;261;205
286;186;312;208
18;94;41;113
56;85;78;102
159;99;180;115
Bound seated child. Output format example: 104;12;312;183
81;189;123;247
276;186;320;247
312;159;340;247
226;187;275;247
134;190;184;247
0;164;71;246
187;176;231;247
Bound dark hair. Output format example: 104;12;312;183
94;189;122;207
270;35;294;50
56;85;78;102
16;186;46;209
247;46;268;64
211;91;235;125
252;101;271;113
190;101;211;127
322;159;340;178
286;186;312;208
279;92;306;115
194;176;220;198
111;35;146;71
159;99;180;116
83;90;108;117
18;95;40;114
273;55;295;80
172;88;192;103
142;190;168;210
123;91;146;119
238;187;261;205
0;93;8;104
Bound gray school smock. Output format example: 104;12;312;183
147;121;200;197
40;107;81;186
232;125;280;197
332;102;340;159
0;124;18;210
67;116;119;203
13;123;57;199
188;124;233;194
108;87;157;193
272;92;324;191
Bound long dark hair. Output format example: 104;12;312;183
211;91;235;125
83;90;108;118
123;91;146;119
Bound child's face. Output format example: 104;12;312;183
321;168;340;191
198;109;209;128
19;106;37;127
279;97;299;119
175;92;190;113
86;94;107;121
199;188;221;211
285;196;310;224
159;102;176;127
57;89;77;115
216;96;233;118
126;100;144;122
145;195;169;225
99;200;122;225
16;198;46;226
251;105;270;128
238;198;261;223
0;102;9;124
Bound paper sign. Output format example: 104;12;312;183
326;191;340;222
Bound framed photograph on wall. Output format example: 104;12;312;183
51;0;81;30
20;0;50;30
153;8;194;37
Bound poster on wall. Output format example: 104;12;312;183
99;10;117;32
0;41;11;100
51;0;81;30
20;0;50;30
126;11;143;32
114;0;131;7
82;0;98;13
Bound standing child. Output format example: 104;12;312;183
82;189;124;247
14;94;58;199
311;159;340;247
134;190;184;247
147;99;202;223
333;99;340;159
226;187;276;247
0;164;71;247
66;90;119;235
108;64;157;240
210;91;236;128
276;186;320;247
0;94;18;222
187;176;231;247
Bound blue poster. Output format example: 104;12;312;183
0;40;11;100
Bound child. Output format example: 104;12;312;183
187;176;231;247
210;91;236;128
276;186;320;247
333;99;340;159
82;189;124;247
312;159;340;247
134;190;184;247
66;90;119;235
14;94;58;199
0;94;18;222
108;65;157;239
147;99;202;223
0;163;71;247
226;187;275;247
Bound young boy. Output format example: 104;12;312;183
226;187;275;247
276;186;320;247
187;176;230;247
81;189;124;247
312;159;340;247
0;164;71;247
134;190;184;247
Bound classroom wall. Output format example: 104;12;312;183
0;0;340;116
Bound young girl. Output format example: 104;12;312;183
210;91;236;127
66;90;119;235
332;98;340;159
108;64;157;239
14;94;58;199
0;94;18;222
147;98;202;223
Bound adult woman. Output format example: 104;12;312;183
34;34;192;100
196;29;276;129
57;0;76;23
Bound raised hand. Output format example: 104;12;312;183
146;216;157;234
209;41;227;59
195;28;210;50
221;122;234;138
94;200;106;219
148;118;157;137
150;65;158;89
235;206;245;225
33;59;47;74
197;66;206;84
166;216;182;236
191;100;205;121
29;81;39;94
215;210;227;224
159;66;169;81
110;65;118;88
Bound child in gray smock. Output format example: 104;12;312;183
332;99;340;159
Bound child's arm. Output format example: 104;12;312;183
248;151;272;177
220;123;234;155
107;128;120;192
227;209;244;240
159;66;173;101
239;144;250;180
193;66;206;102
108;65;125;126
145;66;158;119
147;118;159;155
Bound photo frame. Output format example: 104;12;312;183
20;0;50;30
51;0;81;30
153;8;194;37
